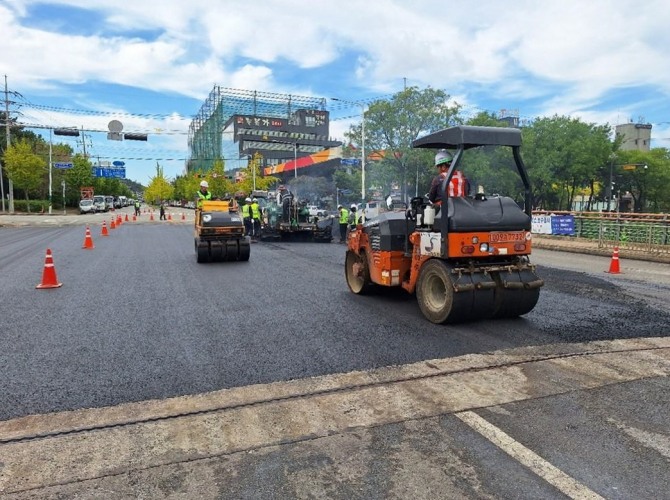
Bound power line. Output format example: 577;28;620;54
17;122;190;135
18;100;195;120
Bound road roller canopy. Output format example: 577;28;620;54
411;125;522;150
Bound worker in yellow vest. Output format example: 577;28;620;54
338;205;349;243
241;197;252;236
196;180;212;208
250;198;261;240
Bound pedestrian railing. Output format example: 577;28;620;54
534;211;670;256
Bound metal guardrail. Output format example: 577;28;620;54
535;211;670;256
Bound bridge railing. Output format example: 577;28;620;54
533;211;670;256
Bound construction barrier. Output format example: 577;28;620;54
36;248;62;289
606;246;621;274
82;226;95;249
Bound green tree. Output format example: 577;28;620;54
237;153;278;194
173;174;192;203
65;154;94;203
344;86;461;202
333;168;361;206
522;116;612;210
144;164;174;205
611;148;670;212
3;139;47;210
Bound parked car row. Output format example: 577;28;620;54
80;195;138;214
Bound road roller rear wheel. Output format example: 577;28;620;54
416;259;455;324
345;250;372;294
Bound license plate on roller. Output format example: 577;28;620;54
490;231;525;243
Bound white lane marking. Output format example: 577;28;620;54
607;417;670;459
456;411;605;500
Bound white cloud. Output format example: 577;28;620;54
4;0;670;184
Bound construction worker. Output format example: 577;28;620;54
250;198;262;240
279;185;294;223
241;197;252;236
428;149;469;205
196;180;213;208
349;203;360;228
134;199;141;217
338;205;349;243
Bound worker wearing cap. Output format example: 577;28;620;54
338;205;349;243
196;180;213;209
250;197;262;240
428;149;469;205
242;197;252;236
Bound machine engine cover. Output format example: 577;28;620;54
446;196;531;232
202;211;243;228
362;212;415;251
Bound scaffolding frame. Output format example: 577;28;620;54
187;86;327;173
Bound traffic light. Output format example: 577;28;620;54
53;128;80;137
124;133;148;141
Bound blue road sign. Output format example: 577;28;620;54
112;160;125;167
340;158;360;166
53;162;74;169
92;167;126;178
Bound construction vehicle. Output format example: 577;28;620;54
255;190;332;242
194;199;250;263
345;125;544;324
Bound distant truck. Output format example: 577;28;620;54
114;195;127;208
92;195;106;212
105;196;115;211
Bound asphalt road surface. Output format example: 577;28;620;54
1;214;669;498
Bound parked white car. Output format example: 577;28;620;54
307;205;326;217
79;199;95;214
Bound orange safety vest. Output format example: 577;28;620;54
448;170;467;197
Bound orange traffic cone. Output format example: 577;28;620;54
168;212;172;221
606;246;621;274
101;221;109;236
181;212;185;221
82;226;95;249
150;211;154;221
36;248;62;289
125;213;129;222
132;214;137;221
117;215;122;226
110;218;116;229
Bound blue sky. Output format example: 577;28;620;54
2;0;670;186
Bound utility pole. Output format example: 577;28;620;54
81;125;88;158
330;98;367;203
48;129;53;214
2;75;12;213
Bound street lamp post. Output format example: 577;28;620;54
332;98;366;202
49;129;53;215
608;155;616;212
250;154;256;190
294;142;297;179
